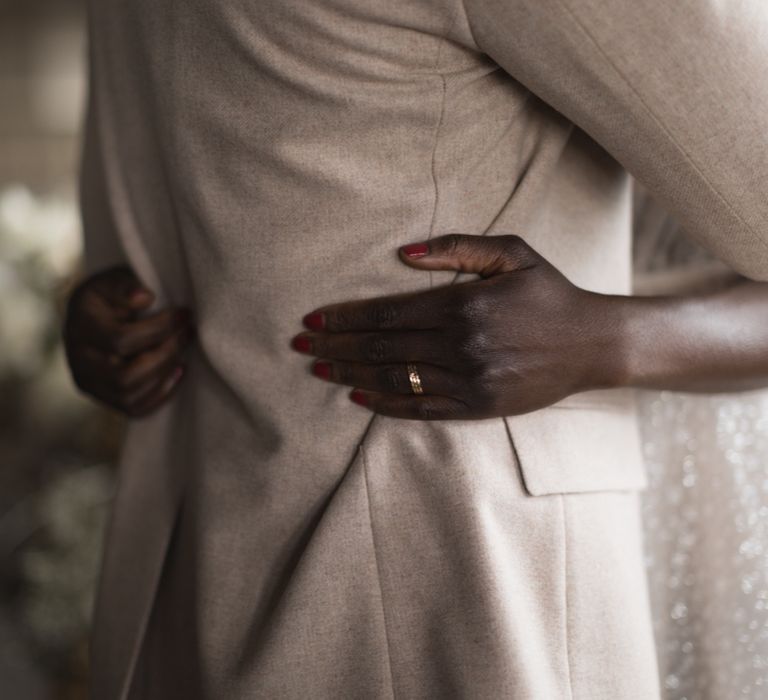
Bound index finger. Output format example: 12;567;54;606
88;266;155;315
303;287;453;333
86;306;191;358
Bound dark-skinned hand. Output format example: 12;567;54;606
291;234;621;420
63;265;195;417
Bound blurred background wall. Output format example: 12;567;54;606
0;1;122;697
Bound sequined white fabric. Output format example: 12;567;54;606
633;183;768;699
639;391;768;699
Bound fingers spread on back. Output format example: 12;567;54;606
304;288;453;334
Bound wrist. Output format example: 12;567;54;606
599;292;684;390
576;291;674;391
576;291;633;392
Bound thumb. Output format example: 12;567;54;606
398;234;537;277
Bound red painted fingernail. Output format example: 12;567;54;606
350;390;369;407
291;336;312;353
303;312;325;330
313;361;331;380
401;243;429;258
172;365;185;382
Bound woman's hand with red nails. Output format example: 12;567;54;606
292;234;624;420
63;265;196;418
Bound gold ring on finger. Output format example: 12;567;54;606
407;362;424;395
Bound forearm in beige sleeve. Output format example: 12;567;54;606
462;0;768;280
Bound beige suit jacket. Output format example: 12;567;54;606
80;0;768;697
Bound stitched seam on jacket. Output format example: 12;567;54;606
559;495;576;700
426;6;462;290
358;16;459;682
426;74;447;293
554;0;768;262
361;444;397;700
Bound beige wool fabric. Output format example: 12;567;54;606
80;0;768;698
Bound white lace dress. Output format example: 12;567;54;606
634;184;768;699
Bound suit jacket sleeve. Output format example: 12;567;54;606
461;0;768;280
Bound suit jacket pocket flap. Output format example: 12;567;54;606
504;388;647;496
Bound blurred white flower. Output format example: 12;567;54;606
0;185;82;279
0;262;51;376
21;465;114;655
0;185;83;378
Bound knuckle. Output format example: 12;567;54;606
442;400;467;419
309;336;325;356
415;401;438;421
472;368;501;409
366;303;397;330
328;307;352;331
110;332;132;357
362;335;391;363
475;366;498;394
454;294;489;326
502;234;534;260
457;330;491;364
502;233;525;247
335;363;354;385
442;233;464;257
377;366;404;392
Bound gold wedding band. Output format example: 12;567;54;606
407;362;424;395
